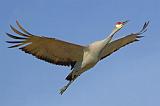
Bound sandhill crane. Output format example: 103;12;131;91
6;20;149;95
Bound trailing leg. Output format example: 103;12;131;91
59;80;73;95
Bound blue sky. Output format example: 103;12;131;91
0;0;160;106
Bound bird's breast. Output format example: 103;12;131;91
81;49;99;71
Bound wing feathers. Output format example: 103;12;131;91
10;25;29;37
6;33;26;39
139;21;149;34
16;20;32;35
100;21;149;60
6;21;84;68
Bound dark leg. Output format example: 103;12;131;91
59;80;73;95
60;70;81;95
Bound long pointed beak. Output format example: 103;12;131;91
123;20;129;25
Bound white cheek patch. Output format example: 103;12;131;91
116;24;123;29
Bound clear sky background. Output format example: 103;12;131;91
0;0;160;106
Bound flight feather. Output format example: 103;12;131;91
6;21;85;68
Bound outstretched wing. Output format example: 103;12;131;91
100;21;149;60
6;21;85;69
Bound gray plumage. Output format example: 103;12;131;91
6;21;149;95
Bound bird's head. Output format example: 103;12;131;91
108;20;129;37
115;20;128;30
110;20;129;36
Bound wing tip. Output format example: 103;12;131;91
9;22;30;37
16;20;32;35
6;32;26;39
138;21;150;34
137;35;144;38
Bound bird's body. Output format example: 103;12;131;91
61;39;109;94
66;37;113;80
67;41;103;80
5;20;149;95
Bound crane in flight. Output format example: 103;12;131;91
6;20;149;95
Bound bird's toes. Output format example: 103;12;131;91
59;86;67;95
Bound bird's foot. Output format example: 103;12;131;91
59;80;73;95
59;86;67;95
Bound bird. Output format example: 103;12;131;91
6;20;149;95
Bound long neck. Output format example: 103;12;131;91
88;27;119;57
101;28;119;45
91;28;119;57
